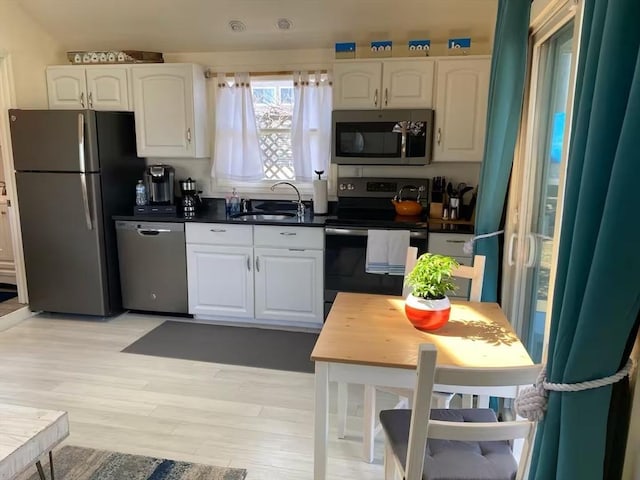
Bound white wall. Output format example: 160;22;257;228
153;48;482;199
0;1;64;107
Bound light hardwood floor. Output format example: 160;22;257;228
0;311;395;479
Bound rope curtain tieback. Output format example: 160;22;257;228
463;230;504;255
515;359;636;421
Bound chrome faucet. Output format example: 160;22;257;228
270;181;305;218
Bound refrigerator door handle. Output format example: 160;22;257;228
78;113;92;230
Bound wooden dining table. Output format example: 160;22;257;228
310;292;533;480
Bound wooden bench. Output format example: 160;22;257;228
0;404;69;480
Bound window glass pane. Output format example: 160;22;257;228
252;79;295;180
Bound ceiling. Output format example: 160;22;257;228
16;0;498;53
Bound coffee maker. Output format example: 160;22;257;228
179;177;201;217
144;165;175;205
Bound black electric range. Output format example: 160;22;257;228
323;177;430;317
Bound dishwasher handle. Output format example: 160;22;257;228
137;228;172;236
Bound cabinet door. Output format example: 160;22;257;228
433;58;490;162
85;67;130;111
382;60;435;109
0;204;13;263
333;62;383;110
132;65;195;157
46;67;87;109
186;244;253;318
254;247;323;326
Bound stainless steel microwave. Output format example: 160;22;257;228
331;109;434;165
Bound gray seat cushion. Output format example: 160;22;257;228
379;408;518;480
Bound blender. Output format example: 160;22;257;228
179;178;201;217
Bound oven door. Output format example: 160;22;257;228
324;226;428;318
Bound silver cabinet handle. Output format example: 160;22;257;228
279;232;297;236
78;114;92;230
255;256;260;272
384;87;388;106
437;127;442;145
374;88;378;107
88;91;94;109
247;255;251;271
186;128;192;143
507;233;517;267
79;92;85;108
210;228;226;232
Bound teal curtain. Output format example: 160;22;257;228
529;0;640;478
473;0;531;301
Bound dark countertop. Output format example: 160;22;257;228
113;201;475;233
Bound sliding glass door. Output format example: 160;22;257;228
502;7;580;363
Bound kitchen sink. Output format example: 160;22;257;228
231;212;297;221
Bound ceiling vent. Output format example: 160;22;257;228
276;18;294;31
228;20;247;32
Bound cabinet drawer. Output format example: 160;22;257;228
185;223;253;246
428;233;473;257
254;225;324;250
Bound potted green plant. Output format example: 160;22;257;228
404;253;459;331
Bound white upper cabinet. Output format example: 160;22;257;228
433;57;491;162
333;58;435;110
46;65;131;111
85;67;130;111
132;63;208;158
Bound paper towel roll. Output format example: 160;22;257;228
313;179;328;215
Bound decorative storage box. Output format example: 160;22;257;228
335;42;356;59
447;38;472;55
408;39;431;56
370;41;392;57
67;50;164;64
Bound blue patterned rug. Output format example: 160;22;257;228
17;445;247;480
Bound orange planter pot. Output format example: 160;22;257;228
404;294;451;331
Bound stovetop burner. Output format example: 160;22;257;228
325;176;430;230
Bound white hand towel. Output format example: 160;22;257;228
366;230;389;274
387;230;411;276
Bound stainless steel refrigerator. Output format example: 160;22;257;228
9;110;146;316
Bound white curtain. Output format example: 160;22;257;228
212;73;264;181
291;71;332;182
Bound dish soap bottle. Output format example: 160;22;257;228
229;188;241;215
135;179;147;206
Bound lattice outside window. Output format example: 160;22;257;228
252;80;294;180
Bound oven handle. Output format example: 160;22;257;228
324;227;428;239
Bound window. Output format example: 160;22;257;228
252;79;294;180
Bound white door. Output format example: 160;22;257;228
132;66;194;157
382;60;435;109
186;244;253;318
503;19;577;363
254;247;323;326
433;58;490;162
85;67;130;111
46;67;87;109
333;62;383;110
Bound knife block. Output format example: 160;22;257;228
429;202;443;219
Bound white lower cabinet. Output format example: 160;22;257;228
186;244;253;318
185;223;324;328
254;247;324;325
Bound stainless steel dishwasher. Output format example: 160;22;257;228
115;221;188;314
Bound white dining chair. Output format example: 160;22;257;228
337;252;488;463
380;343;541;480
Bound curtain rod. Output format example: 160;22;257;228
204;69;328;79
